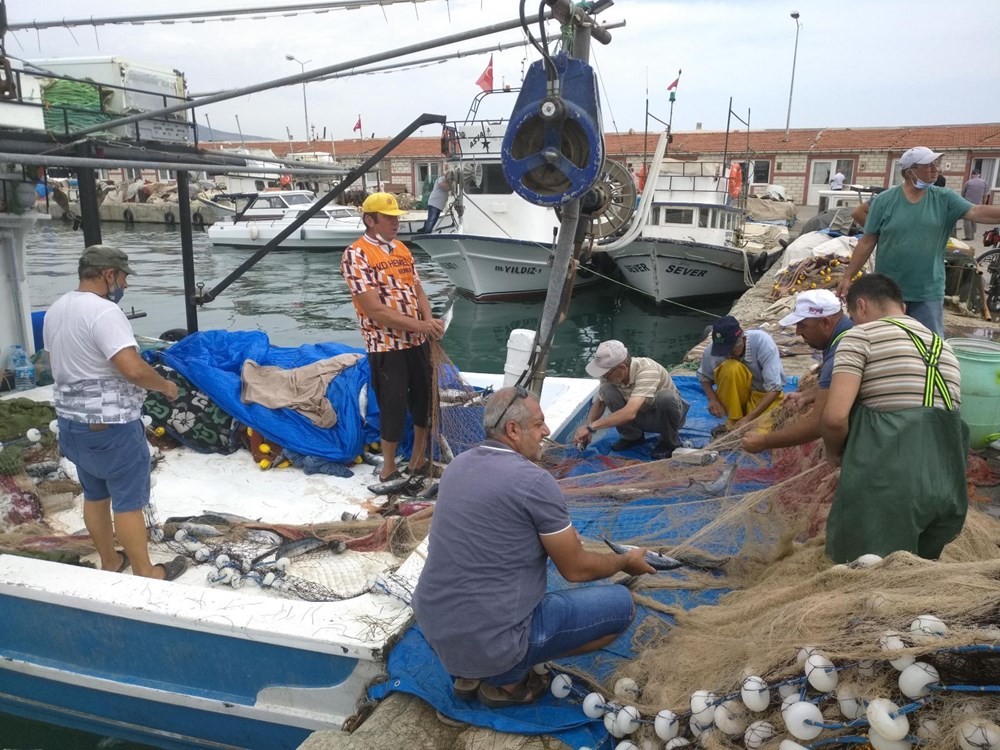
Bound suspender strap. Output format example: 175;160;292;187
882;318;955;410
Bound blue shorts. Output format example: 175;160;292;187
58;417;151;513
483;584;635;686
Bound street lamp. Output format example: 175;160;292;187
784;11;801;142
285;54;312;142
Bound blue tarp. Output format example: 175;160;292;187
159;330;380;463
375;374;795;747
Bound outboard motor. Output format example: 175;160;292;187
501;51;604;206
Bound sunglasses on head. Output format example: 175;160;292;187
487;385;529;432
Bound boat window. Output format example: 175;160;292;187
651;207;659;225
660;208;694;225
698;209;709;228
464;163;513;195
283;193;315;205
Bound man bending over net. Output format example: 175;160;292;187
573;340;690;460
412;386;655;708
821;273;968;562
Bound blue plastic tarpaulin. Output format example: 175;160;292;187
159;330;380;463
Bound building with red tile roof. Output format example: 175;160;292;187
204;122;1000;205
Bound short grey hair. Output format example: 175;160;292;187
483;386;533;439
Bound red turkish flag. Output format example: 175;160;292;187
352;116;362;133
475;54;493;93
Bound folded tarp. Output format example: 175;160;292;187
159;330;380;463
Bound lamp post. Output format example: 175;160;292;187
285;54;312;142
783;11;801;142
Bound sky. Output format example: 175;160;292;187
9;0;1000;143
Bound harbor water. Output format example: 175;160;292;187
9;221;733;749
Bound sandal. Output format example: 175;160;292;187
452;677;481;700
478;672;551;708
114;549;130;573
156;555;188;582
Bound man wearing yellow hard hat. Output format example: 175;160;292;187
341;193;445;489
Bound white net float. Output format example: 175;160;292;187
744;720;775;750
582;692;606;720
741;675;770;712
805;653;838;692
614;706;640;736
713;700;747;735
898;661;939;699
654;709;679;741
957;719;1000;750
782;700;823;741
866;698;909;741
550;673;572;699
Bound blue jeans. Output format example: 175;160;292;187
57;417;151;512
904;299;944;337
483;585;634;686
422;205;442;233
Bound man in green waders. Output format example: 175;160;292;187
821;273;968;563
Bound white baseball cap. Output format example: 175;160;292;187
586;340;628;378
779;289;843;327
899;146;943;171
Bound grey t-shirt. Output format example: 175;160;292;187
412;441;571;678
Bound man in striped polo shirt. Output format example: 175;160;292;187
821;273;968;563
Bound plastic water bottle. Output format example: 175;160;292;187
8;344;35;391
14;360;36;391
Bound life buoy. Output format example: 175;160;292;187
192;211;205;228
163;211;176;225
123;208;135;225
728;162;743;199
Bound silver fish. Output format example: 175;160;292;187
362;451;384;467
690;464;736;496
367;473;412;495
603;538;728;574
180;521;224;538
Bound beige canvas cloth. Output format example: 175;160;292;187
240;353;363;428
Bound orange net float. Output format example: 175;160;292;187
728;161;743;199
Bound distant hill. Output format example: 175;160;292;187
195;123;274;143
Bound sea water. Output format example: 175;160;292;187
12;220;736;748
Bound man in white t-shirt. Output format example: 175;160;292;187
830;169;846;191
44;245;187;581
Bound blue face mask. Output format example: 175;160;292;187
913;177;934;190
106;274;125;304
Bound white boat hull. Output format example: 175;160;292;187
208;217;427;251
417;233;599;300
611;238;750;302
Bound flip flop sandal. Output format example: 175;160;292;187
367;470;410;495
452;677;481;700
434;709;469;728
477;672;551;708
156;555;189;582
114;549;130;573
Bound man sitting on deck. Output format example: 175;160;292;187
742;290;852;454
821;273;968;563
412;387;654;708
573;340;690;460
698;316;785;434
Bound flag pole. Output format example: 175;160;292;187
642;68;649;185
666;68;680;157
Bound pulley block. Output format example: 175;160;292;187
501;52;605;206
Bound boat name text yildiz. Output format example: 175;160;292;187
495;264;543;275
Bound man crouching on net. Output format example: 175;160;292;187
412;386;655;708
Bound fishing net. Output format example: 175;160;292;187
537;389;1000;749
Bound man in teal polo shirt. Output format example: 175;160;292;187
838;146;1000;335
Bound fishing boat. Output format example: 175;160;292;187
601;130;777;303
206;192;430;250
413;112;610;300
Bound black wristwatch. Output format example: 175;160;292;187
586;423;596;434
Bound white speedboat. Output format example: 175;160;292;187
414;118;607;300
208;199;430;251
601;131;775;303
